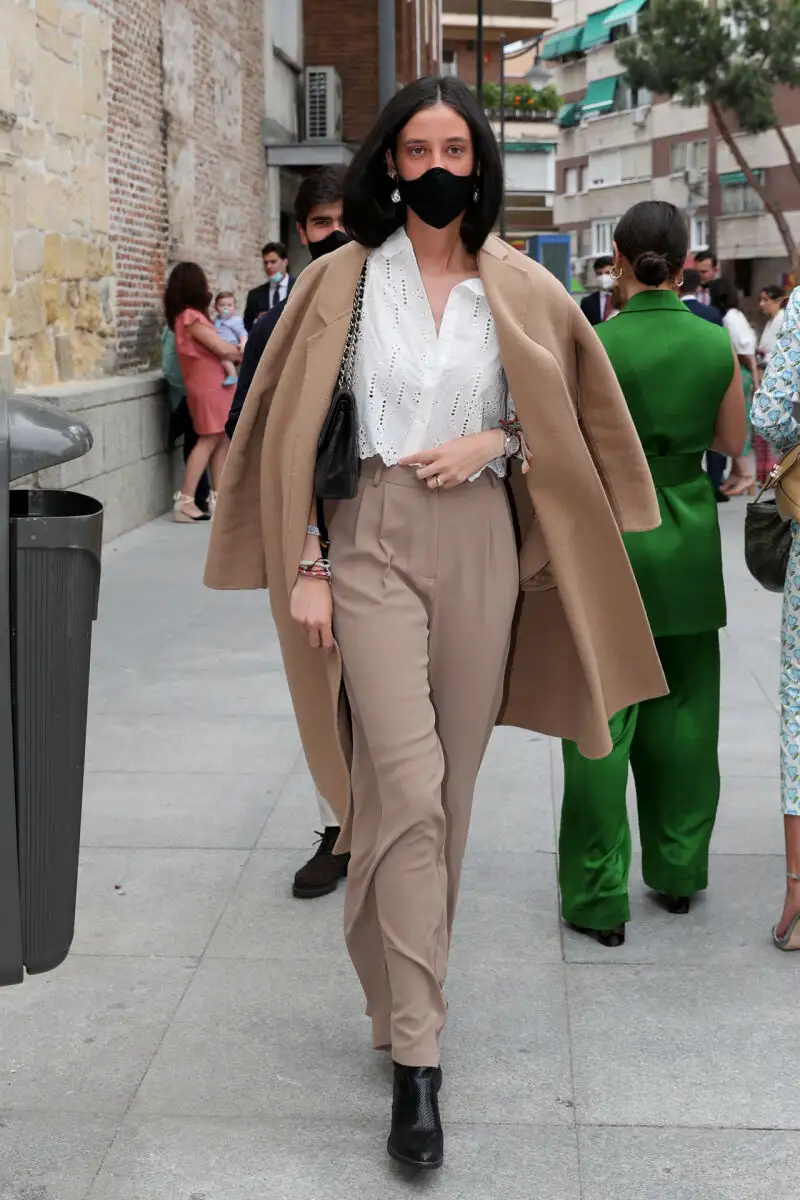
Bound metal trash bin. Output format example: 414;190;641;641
0;391;103;986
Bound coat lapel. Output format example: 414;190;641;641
282;244;369;594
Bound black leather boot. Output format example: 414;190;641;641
387;1063;444;1170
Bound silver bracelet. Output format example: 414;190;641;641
306;523;321;537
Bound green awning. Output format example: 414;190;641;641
580;6;616;50
504;141;558;153
720;169;763;186
603;0;647;31
581;75;619;114
557;101;581;128
541;26;583;60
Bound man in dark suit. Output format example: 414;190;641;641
580;256;616;326
680;269;723;325
243;241;295;332
227;166;353;902
680;269;728;501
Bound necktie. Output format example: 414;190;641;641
269;283;277;309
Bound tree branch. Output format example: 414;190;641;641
774;120;800;192
709;99;798;264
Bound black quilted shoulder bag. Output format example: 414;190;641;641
314;263;366;505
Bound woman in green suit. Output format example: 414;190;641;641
560;202;747;945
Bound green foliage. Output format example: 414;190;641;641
617;0;800;133
477;81;562;114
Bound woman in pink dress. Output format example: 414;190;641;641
164;263;242;522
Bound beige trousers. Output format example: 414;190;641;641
329;459;519;1067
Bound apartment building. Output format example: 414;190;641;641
442;0;558;240
546;0;800;299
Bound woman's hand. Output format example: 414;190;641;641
399;429;505;489
290;575;334;649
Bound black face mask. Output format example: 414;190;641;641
308;229;351;260
397;167;476;230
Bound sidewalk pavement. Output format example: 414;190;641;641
1;501;798;1200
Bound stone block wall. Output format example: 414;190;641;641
18;374;175;542
2;0;269;389
0;0;116;388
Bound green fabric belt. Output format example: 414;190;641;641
647;454;704;488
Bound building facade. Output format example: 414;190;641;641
547;0;800;301
0;0;277;391
441;0;557;241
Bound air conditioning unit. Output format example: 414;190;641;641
685;167;707;196
304;66;343;143
632;104;651;127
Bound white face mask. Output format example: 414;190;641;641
598;273;615;292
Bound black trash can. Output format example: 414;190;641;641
0;392;102;987
11;491;103;976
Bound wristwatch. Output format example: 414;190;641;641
503;430;521;459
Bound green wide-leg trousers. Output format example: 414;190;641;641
559;632;721;930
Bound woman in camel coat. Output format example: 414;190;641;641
206;76;666;1172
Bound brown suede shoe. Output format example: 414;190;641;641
292;828;350;899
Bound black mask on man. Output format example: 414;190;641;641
396;167;476;230
308;229;351;260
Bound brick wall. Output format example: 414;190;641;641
107;0;167;373
305;0;440;145
108;0;267;373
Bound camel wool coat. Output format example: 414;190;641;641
205;236;668;829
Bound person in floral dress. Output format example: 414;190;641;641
750;285;800;949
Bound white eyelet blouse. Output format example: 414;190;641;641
354;227;510;477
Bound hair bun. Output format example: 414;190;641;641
632;251;670;286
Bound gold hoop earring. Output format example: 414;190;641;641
610;265;623;281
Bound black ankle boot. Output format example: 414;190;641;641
387;1063;444;1170
662;894;691;915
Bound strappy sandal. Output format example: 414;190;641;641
173;492;210;523
773;872;800;950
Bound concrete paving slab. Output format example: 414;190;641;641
561;854;786;965
443;963;574;1125
0;956;196;1116
567;963;800;1128
578;1127;800;1200
87;1117;581;1200
73;848;249;957
80;770;282;850
205;849;346;961
84;713;301;775
0;1113;118;1200
90;664;295;719
449;850;562;965
131;958;387;1122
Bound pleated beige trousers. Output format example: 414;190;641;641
329;458;519;1067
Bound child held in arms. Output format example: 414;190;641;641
214;291;247;387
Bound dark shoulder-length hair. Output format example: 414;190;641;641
164;262;211;330
343;76;503;256
709;277;741;315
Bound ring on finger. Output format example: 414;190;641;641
436;474;444;488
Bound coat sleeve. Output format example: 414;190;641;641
204;267;324;591
570;302;660;534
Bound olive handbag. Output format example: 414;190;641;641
744;445;800;593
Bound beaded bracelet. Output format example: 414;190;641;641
298;557;332;583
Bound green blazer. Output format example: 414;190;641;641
597;289;734;637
